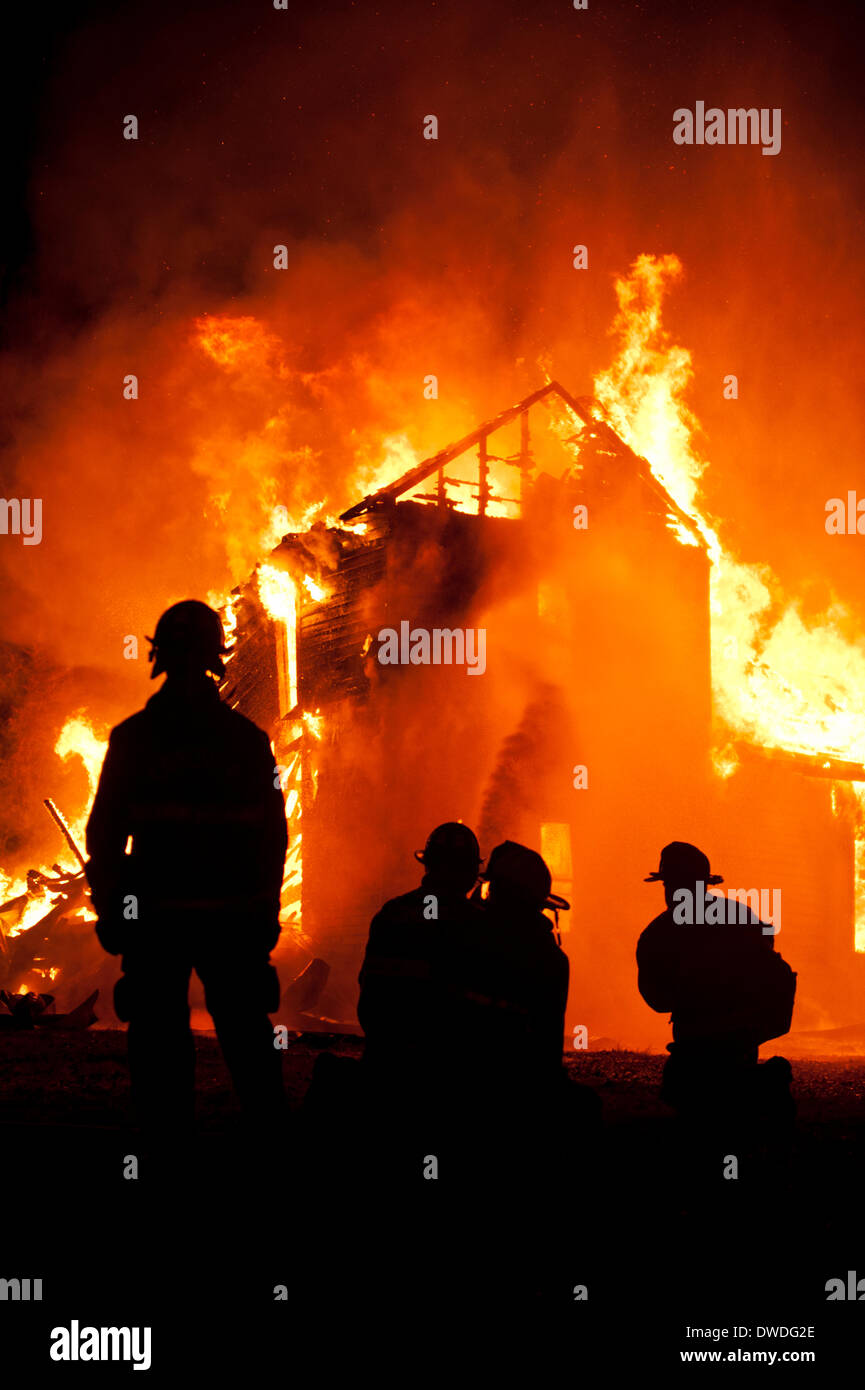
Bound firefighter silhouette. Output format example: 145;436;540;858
456;841;570;1085
447;839;598;1236
637;841;796;1129
299;822;483;1181
85;600;288;1137
357;821;482;1077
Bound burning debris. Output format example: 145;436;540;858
0;989;99;1031
0;795;97;1010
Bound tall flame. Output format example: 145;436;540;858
595;254;865;944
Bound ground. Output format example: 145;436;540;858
2;1033;864;1370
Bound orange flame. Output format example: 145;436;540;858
195;315;280;369
596;254;865;945
256;562;297;625
54;715;110;852
302;574;327;602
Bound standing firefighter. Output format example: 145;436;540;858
85;600;288;1139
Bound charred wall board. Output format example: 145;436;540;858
220;592;280;733
297;538;387;706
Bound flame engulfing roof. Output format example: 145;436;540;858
339;379;704;547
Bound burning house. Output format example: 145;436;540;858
219;381;865;1048
3;264;864;1051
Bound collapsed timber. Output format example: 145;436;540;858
0;795;346;1034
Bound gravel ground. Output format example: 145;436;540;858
2;1028;864;1129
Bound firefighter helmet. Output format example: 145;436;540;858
414;822;481;871
146;600;228;679
483;840;569;911
644;841;723;886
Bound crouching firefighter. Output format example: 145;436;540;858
85;600;288;1139
637;841;797;1142
357;820;482;1078
452;841;600;1168
308;823;485;1180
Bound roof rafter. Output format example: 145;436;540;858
339;379;704;546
